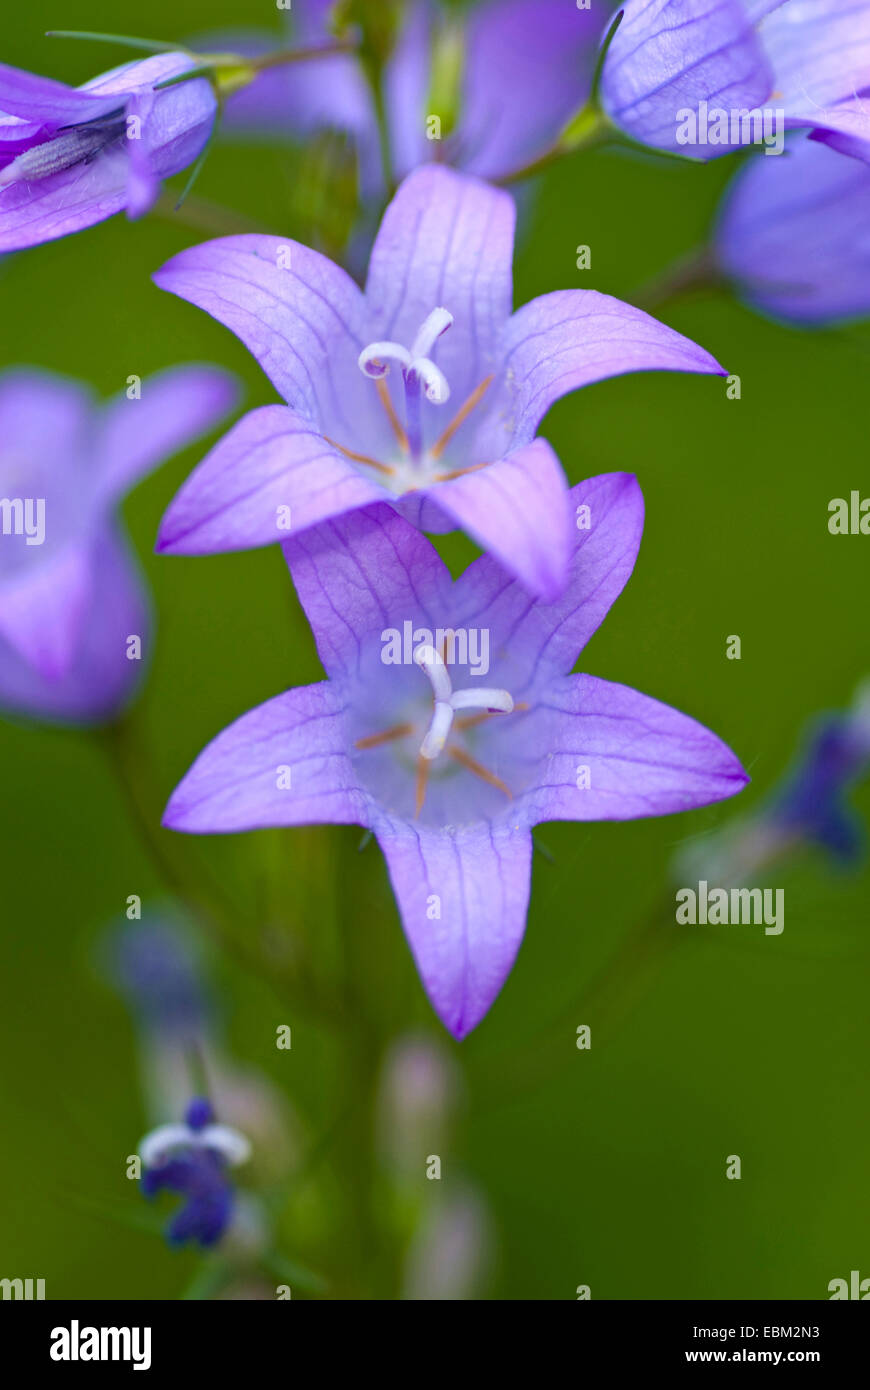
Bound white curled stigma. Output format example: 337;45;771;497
413;644;513;760
358;308;454;460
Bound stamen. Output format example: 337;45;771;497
322;435;395;477
447;745;513;799
432;460;491;483
429;374;495;461
415;755;430;819
0;113;127;187
375;378;410;453
355;721;414;750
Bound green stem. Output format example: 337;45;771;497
631;244;724;312
249;41;357;72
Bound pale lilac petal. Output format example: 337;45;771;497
516;673;749;824
375;818;532;1038
715;134;870;323
760;0;870;116
153;235;370;434
364;165;515;406
806;97;870;163
485;290;726;455
433;438;571;600
0;61;118;123
163;683;370;832
97;365;239;502
453;472;645;694
156;405;385;554
0;543;92;680
282;502;452;681
451;0;606;179
0;146;130;252
601;0;777;155
0;524;149;725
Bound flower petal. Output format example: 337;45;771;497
375;817;533;1038
453;0;604;179
364;165;515;406
517;673;749;825
0;542;92;680
453;472;645;694
98;365;239;502
0;61;119;123
761;0;870;117
163;682;370;833
282;503;452;682
0;146;130;253
153;235;369;433
433;438;571;600
601;0;777;155
0;523;150;726
482;289;725;457
156;404;386;555
715;134;870;324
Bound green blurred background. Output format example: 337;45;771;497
1;0;868;1301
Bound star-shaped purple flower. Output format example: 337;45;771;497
164;474;748;1038
154;163;724;600
0;364;236;724
0;52;217;252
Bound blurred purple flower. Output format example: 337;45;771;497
715;134;870;324
0;364;237;724
162;476;748;1037
140;1096;250;1249
766;688;870;862
112;917;211;1043
600;0;870;159
154;163;724;600
217;0;614;187
0;53;218;251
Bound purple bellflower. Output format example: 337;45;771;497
715;133;870;324
218;0;616;187
140;1096;251;1249
154;164;724;600
0;52;217;252
0;365;237;724
674;680;870;888
600;0;870;159
162;475;748;1038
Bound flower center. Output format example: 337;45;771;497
322;306;494;491
354;642;523;818
0;110;128;188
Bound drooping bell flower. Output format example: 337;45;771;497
139;1096;251;1249
0;52;218;251
714;134;870;325
163;475;748;1037
0;364;237;724
154;163;724;600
